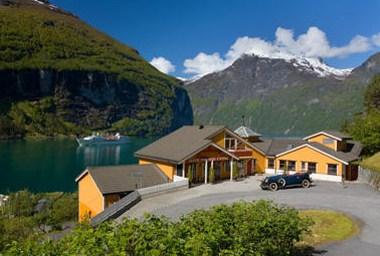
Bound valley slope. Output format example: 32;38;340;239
0;0;193;138
186;53;380;136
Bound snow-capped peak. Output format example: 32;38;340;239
287;56;352;78
32;0;58;11
248;51;352;78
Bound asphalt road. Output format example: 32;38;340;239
121;179;380;256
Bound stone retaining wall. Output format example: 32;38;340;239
358;166;380;190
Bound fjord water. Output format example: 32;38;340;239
0;137;154;193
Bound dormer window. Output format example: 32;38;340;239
225;137;237;150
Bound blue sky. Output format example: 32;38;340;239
52;0;380;78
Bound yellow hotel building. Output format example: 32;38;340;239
77;125;362;221
136;126;362;183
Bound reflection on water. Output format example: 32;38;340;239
77;145;122;167
0;137;155;193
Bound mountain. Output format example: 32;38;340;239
0;0;193;138
348;53;380;84
186;53;380;137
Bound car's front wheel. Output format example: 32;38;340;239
278;178;286;188
269;182;278;191
302;179;311;188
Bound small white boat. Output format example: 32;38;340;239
76;133;128;146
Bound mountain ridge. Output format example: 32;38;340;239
186;52;380;136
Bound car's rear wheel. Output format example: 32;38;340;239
302;179;310;188
269;182;278;191
278;178;286;188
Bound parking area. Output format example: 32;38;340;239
118;177;380;256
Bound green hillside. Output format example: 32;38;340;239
361;153;380;172
186;53;380;137
0;1;174;85
0;0;193;138
191;82;364;137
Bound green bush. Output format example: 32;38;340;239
233;162;239;180
187;165;193;185
0;115;25;139
209;167;215;183
2;201;312;255
0;191;78;251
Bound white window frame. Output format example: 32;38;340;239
225;137;237;150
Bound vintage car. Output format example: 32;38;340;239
260;172;312;191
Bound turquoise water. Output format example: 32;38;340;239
0;137;154;193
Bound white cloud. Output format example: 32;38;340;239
150;57;175;74
183;52;227;75
183;26;377;77
373;33;380;47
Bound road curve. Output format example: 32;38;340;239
121;180;380;256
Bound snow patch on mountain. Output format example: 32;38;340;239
248;52;352;78
32;0;58;10
287;57;352;78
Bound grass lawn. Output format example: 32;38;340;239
299;209;360;246
361;152;380;173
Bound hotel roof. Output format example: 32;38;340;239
75;164;168;194
135;125;233;164
253;137;361;163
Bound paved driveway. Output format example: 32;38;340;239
118;177;380;256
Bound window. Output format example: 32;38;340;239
327;164;337;176
301;161;307;171
308;162;317;173
279;160;287;170
267;159;274;169
288;161;296;171
225;138;237;150
176;164;183;176
236;140;246;150
323;138;334;144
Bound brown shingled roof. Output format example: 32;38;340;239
135;125;227;163
254;137;361;163
252;138;305;156
76;164;168;194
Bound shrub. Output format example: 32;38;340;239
233;162;239;180
2;201;312;255
187;165;193;186
0;191;78;251
209;167;215;183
